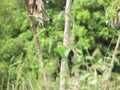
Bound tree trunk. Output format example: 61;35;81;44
24;0;48;89
60;0;72;90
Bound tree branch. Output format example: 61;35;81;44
24;0;48;89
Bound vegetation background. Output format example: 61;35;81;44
0;0;120;90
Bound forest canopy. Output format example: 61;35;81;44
0;0;120;90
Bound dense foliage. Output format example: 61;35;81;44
0;0;120;89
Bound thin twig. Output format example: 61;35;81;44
104;35;114;60
109;33;120;73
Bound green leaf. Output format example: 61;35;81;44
80;72;90;81
56;45;70;59
102;72;110;81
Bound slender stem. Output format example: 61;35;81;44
110;33;120;73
